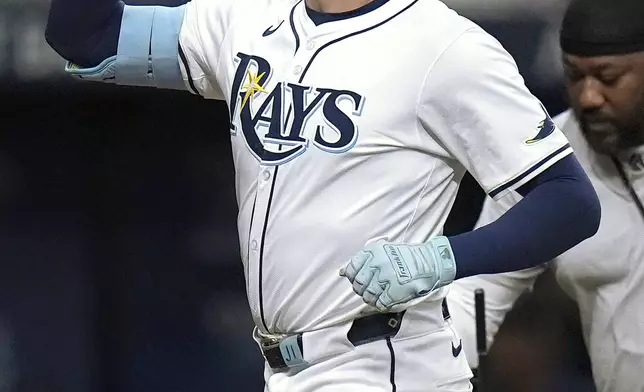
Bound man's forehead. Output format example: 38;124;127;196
562;52;644;69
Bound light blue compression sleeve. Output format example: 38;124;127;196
63;4;187;90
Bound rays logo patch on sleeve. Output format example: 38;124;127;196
525;104;556;145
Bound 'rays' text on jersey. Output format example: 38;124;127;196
229;53;365;165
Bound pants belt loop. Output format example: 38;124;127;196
442;298;451;320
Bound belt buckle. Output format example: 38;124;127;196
259;336;282;348
260;336;282;350
255;327;284;348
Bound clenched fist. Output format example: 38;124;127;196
340;237;457;311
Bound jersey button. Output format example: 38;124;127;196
306;41;315;50
262;170;271;181
251;240;258;251
293;65;303;75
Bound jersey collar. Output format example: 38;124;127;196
305;0;390;26
293;0;418;39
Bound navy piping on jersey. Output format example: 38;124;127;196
301;0;420;79
256;112;291;331
289;0;302;54
488;143;571;198
246;192;258;313
257;171;279;332
179;44;200;96
306;0;390;25
255;0;421;333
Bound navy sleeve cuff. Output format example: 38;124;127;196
449;154;601;279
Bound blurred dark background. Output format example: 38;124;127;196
0;1;595;391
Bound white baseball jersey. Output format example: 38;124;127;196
177;0;571;337
448;109;644;392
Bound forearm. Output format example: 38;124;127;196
45;0;123;67
449;155;600;278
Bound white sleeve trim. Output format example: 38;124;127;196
488;144;573;200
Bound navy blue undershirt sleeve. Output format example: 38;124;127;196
449;154;601;279
45;0;124;67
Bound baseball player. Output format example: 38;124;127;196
447;0;644;390
45;0;601;390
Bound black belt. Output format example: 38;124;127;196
261;299;451;369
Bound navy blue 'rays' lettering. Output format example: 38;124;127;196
229;53;365;165
314;88;362;152
264;83;321;147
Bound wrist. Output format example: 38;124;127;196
426;236;457;286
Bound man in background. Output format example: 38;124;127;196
447;0;644;390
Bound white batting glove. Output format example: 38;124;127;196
340;237;457;312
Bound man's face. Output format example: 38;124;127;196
563;52;644;155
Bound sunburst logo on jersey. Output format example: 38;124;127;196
240;70;268;110
525;104;556;145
